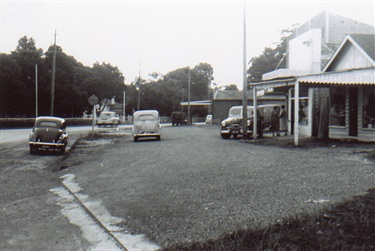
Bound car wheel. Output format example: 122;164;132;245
134;137;138;142
59;147;65;155
221;134;231;139
156;136;161;141
30;145;35;154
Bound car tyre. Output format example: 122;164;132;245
59;147;66;155
134;136;138;142
30;145;36;154
221;134;231;139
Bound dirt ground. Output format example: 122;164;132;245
54;126;375;247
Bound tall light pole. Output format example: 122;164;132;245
137;83;141;111
242;2;248;138
123;91;126;122
35;63;38;117
188;69;191;125
207;76;211;115
50;30;57;116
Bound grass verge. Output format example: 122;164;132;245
164;188;375;250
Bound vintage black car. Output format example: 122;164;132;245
29;116;68;154
220;106;265;139
171;111;188;126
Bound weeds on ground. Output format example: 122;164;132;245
164;188;375;251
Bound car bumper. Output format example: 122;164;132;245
221;128;242;135
29;142;66;147
134;132;160;137
97;121;118;125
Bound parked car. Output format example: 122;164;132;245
171;111;188;126
133;110;161;142
29;116;68;154
97;111;120;127
205;114;213;124
220;105;279;139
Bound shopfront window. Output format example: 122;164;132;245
330;87;345;126
363;86;375;128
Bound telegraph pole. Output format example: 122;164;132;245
188;69;191;125
242;2;248;138
50;30;57;116
35;63;38;117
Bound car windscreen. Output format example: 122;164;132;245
229;108;241;117
38;121;59;128
100;113;114;118
229;108;254;118
138;114;156;121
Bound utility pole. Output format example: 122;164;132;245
242;2;248;138
123;91;126;123
188;69;191;125
207;76;211;115
35;63;38;117
137;67;141;111
50;30;57;116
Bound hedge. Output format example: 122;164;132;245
0;118;94;128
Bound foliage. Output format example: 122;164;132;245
126;64;214;117
0;36;126;117
224;84;239;91
2;25;294;118
0;35;214;118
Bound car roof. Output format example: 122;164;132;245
35;116;65;123
133;110;159;118
35;116;65;127
230;106;254;109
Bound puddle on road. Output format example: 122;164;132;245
50;174;160;251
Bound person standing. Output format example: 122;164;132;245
270;106;280;136
279;105;289;136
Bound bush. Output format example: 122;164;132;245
0;118;93;128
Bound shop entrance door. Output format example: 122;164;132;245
349;87;358;136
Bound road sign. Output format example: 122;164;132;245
88;95;99;106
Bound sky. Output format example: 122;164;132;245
1;0;374;90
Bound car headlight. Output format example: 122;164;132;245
29;132;35;141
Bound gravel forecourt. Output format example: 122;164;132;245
58;125;375;248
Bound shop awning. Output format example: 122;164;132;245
180;100;211;106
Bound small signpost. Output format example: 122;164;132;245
88;95;99;135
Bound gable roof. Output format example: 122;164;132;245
350;34;375;61
323;33;375;72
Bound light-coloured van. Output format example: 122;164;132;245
133;110;161;142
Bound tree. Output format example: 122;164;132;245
2;35;217;118
8;36;44;116
248;25;295;83
127;64;214;117
0;53;23;116
224;84;239;91
82;62;125;115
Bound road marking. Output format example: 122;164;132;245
50;174;160;251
